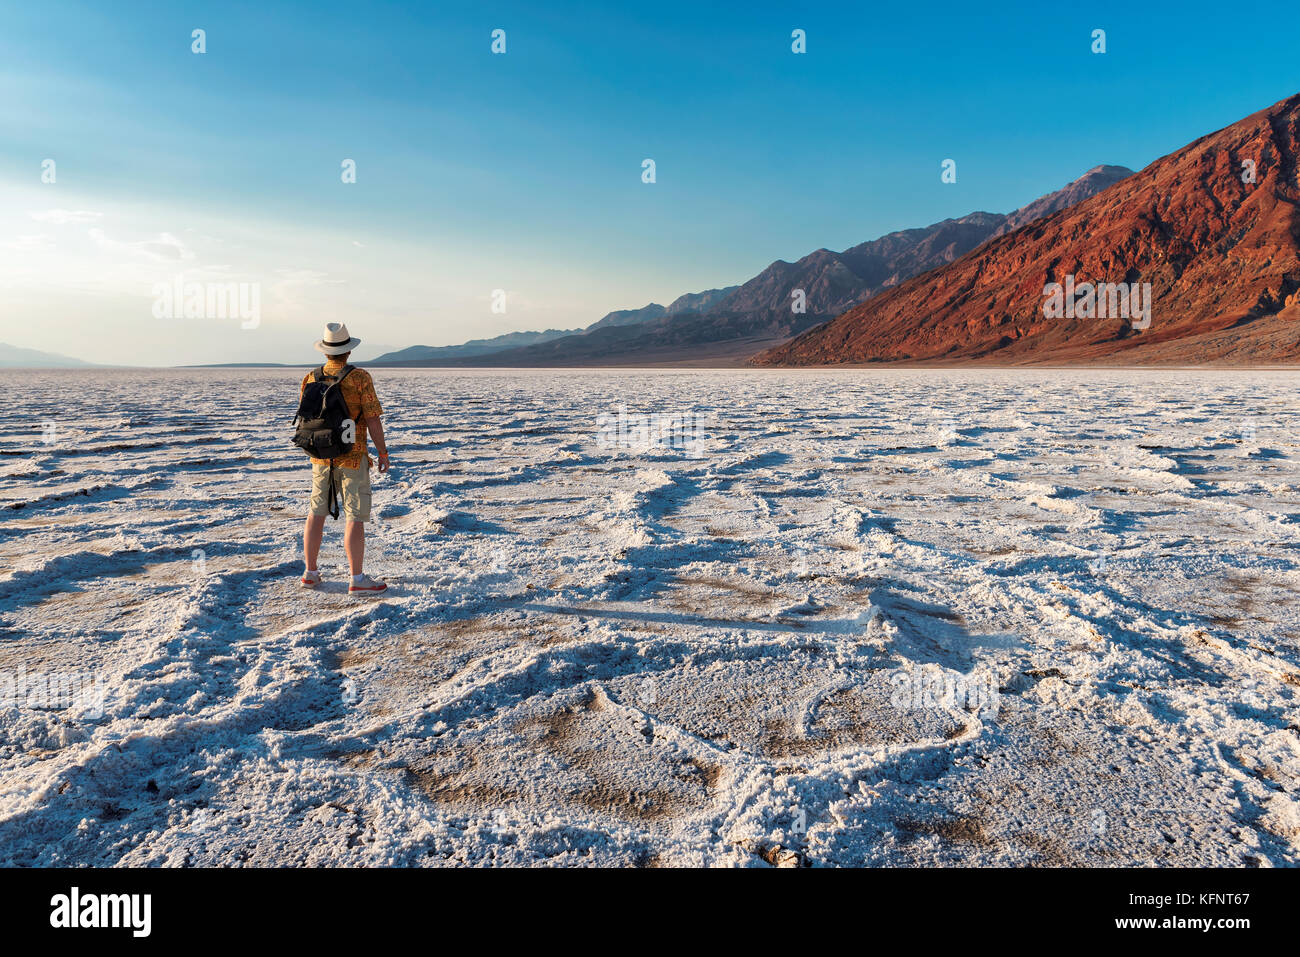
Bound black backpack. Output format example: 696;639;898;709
293;366;356;518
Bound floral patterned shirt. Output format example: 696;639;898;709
299;360;383;469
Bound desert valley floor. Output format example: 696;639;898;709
2;367;1299;867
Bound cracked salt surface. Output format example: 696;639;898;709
1;367;1299;866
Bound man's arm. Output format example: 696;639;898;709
356;373;388;473
367;415;389;472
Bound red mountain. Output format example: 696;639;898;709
754;93;1300;366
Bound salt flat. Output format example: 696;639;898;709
2;367;1299;867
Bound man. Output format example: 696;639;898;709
300;322;390;594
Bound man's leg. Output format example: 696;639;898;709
339;462;383;592
344;520;365;576
304;463;332;575
304;515;326;571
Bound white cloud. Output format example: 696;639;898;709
29;209;102;225
88;228;196;262
273;269;346;287
137;232;195;262
4;234;54;250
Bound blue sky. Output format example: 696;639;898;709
0;0;1295;365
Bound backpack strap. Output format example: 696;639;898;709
315;364;354;386
293;367;328;422
327;463;341;520
321;365;355;418
330;367;357;470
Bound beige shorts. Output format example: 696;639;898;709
309;461;372;522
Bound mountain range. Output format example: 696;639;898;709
376;286;742;364
756;95;1300;366
374;166;1134;366
0;343;96;368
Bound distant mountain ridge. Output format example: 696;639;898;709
0;342;96;368
753;94;1300;366
585;303;667;331
374;327;585;364
664;286;739;316
375;164;1133;367
374;284;743;363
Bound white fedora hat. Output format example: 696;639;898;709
315;322;361;356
